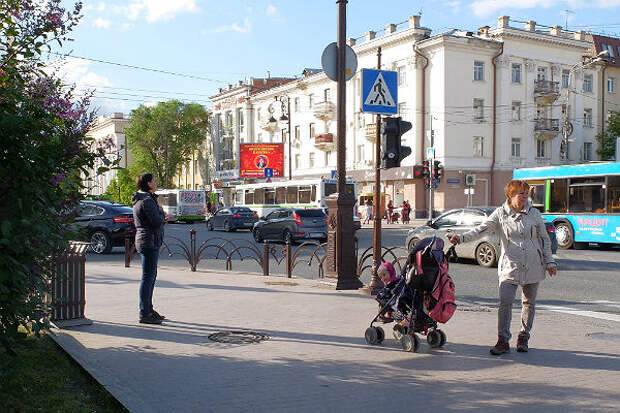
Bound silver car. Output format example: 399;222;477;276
405;207;499;267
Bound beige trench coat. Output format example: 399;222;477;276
460;202;557;285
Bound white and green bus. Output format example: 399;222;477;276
234;178;358;218
156;189;207;222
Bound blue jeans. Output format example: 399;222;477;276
137;247;159;317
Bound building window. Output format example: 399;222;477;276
608;77;615;93
583;74;593;92
357;144;364;162
294;97;300;112
398;66;407;86
295;154;300;169
562;69;570;88
511;138;521;158
473;61;484;81
256;108;261;121
473;98;484;120
583;142;593;161
324;88;330;102
536;139;547;158
294;125;300;140
309;123;315;138
473;136;484;157
602;44;616;58
281;129;286;143
537;67;547;81
511;63;521;83
398;102;408;118
584;109;593;128
309;152;315;168
308;94;314;108
512;101;521;121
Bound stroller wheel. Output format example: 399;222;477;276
392;324;405;341
376;327;385;344
365;327;379;345
438;329;447;347
400;333;419;352
427;330;442;348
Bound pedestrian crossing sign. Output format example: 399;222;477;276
361;68;398;114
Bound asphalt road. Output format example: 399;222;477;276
87;223;620;322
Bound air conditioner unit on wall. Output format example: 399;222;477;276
465;174;476;186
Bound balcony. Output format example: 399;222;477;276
313;101;336;121
534;80;560;104
534;118;560;140
365;123;377;142
314;133;334;150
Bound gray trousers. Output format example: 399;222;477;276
498;281;539;341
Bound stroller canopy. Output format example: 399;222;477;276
410;236;445;266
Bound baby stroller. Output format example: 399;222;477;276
364;237;457;352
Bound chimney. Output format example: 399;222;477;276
409;15;421;29
228;84;232;89
574;30;586;40
550;25;562;36
386;23;397;34
497;15;510;29
347;38;356;46
238;80;243;86
267;70;271;79
525;20;536;32
365;31;376;41
478;26;490;37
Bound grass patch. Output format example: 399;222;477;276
0;330;128;413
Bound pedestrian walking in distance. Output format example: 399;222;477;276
363;200;373;224
132;173;172;325
448;179;557;355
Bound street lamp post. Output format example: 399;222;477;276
268;96;292;180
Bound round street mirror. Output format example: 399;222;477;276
321;42;358;82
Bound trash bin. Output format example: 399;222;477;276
50;241;92;327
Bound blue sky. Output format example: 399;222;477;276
50;0;620;116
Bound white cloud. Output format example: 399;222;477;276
445;0;461;13
211;18;252;34
117;0;199;23
266;4;277;15
596;0;620;7
84;2;106;12
93;18;111;29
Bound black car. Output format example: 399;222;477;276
207;207;259;231
74;201;136;254
252;208;327;244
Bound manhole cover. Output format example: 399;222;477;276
208;331;269;344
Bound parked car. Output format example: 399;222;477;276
73;201;136;254
207;207;259;231
252;208;327;244
405;207;558;267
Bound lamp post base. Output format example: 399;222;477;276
325;193;361;290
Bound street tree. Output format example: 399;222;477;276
125;101;209;188
596;111;620;160
0;0;112;352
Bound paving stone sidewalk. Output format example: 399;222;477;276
50;262;620;413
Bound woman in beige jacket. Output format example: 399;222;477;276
448;180;557;355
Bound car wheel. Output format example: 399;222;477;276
407;237;420;252
253;229;263;243
207;221;214;231
555;222;574;250
475;242;496;267
224;221;233;232
90;231;111;254
283;230;293;244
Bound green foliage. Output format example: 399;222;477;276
0;1;113;351
596;111;620;160
104;167;139;205
125;100;209;188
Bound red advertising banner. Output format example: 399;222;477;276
239;143;284;178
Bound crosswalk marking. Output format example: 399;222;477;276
538;305;620;323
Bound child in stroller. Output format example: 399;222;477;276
365;238;455;352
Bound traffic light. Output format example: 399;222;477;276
422;160;431;178
413;165;425;179
381;116;412;169
433;160;444;180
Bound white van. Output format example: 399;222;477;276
157;189;207;222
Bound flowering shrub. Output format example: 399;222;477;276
0;0;112;352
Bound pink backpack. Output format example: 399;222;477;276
425;259;456;323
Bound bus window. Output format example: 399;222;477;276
286;186;298;203
299;186;311;203
254;188;264;205
569;178;605;213
529;184;545;209
346;184;355;197
324;183;336;196
311;185;317;201
159;193;177;207
608;176;620;213
549;179;567;213
276;187;286;204
265;188;276;205
244;190;254;205
236;190;244;205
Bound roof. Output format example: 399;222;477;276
591;34;620;68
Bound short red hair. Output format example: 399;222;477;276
504;180;530;202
